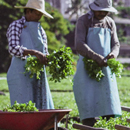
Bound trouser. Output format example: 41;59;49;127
82;115;115;127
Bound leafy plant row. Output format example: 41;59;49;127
94;111;130;129
83;57;123;81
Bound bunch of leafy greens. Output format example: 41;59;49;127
3;100;38;112
107;58;123;78
83;57;105;82
25;46;74;82
94;111;130;129
83;57;123;82
25;55;44;79
47;46;74;82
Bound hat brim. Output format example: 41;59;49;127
14;6;53;19
89;3;118;14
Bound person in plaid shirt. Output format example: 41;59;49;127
6;0;54;110
6;16;49;60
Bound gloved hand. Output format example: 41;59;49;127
106;52;115;59
98;58;107;67
98;52;115;67
93;54;107;67
35;51;48;65
23;49;48;65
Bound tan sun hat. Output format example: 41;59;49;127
14;0;53;19
89;0;118;14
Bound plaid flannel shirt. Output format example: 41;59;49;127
6;16;48;58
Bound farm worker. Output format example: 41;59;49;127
73;0;122;126
6;0;54;109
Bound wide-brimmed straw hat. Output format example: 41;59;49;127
89;0;118;14
14;0;53;19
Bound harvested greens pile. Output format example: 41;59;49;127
25;46;74;82
83;57;123;82
3;100;38;112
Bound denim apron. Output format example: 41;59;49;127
7;22;54;109
73;18;122;121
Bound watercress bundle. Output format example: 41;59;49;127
83;57;123;82
25;46;74;82
83;57;105;82
47;46;74;82
107;58;123;78
3;100;38;112
25;55;44;79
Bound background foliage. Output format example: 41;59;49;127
116;6;130;43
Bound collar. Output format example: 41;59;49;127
19;16;26;24
88;10;94;19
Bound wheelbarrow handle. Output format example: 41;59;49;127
115;124;130;130
73;123;107;130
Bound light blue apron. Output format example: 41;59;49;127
73;18;122;121
7;22;54;109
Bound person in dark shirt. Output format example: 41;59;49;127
73;0;122;126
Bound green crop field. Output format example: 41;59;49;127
1;70;130;129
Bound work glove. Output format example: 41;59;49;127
98;58;107;67
35;51;48;65
91;53;107;67
98;52;115;67
105;52;115;59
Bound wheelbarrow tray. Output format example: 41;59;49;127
0;109;71;130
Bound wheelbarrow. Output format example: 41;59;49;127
0;109;71;130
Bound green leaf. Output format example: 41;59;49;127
47;46;74;83
107;58;123;78
83;57;104;82
83;57;123;82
